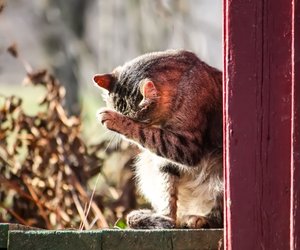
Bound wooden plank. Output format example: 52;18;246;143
8;230;102;250
101;229;223;250
291;0;300;249
0;224;9;249
0;223;38;249
224;0;293;249
8;229;223;250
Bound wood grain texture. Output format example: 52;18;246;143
291;0;300;249
224;0;293;249
7;229;223;250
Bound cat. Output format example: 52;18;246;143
93;49;223;229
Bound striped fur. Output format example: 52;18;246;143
96;49;223;229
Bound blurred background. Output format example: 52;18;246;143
0;0;222;229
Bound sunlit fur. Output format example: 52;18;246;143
97;49;223;228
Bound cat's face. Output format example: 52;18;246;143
93;66;160;124
93;50;192;126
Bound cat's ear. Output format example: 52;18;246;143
93;74;115;91
140;80;158;99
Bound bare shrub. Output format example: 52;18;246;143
0;45;139;229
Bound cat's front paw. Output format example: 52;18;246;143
127;209;175;229
97;108;126;132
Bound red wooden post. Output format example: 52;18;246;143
291;0;300;248
224;0;299;249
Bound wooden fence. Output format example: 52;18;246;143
224;0;300;249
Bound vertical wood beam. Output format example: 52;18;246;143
291;0;300;249
224;0;294;249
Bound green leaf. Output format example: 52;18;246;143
114;218;127;229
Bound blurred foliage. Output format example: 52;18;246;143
0;0;5;13
0;44;141;229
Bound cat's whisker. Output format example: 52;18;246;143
101;130;113;139
111;135;119;151
114;134;124;150
115;135;123;150
104;133;117;153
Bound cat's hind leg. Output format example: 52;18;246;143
178;215;209;229
178;194;223;229
205;194;223;228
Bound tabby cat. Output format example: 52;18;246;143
93;49;223;229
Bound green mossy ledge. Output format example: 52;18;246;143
1;224;223;250
0;223;39;249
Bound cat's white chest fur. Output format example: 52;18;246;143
135;150;223;219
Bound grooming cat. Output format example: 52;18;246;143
93;49;223;229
